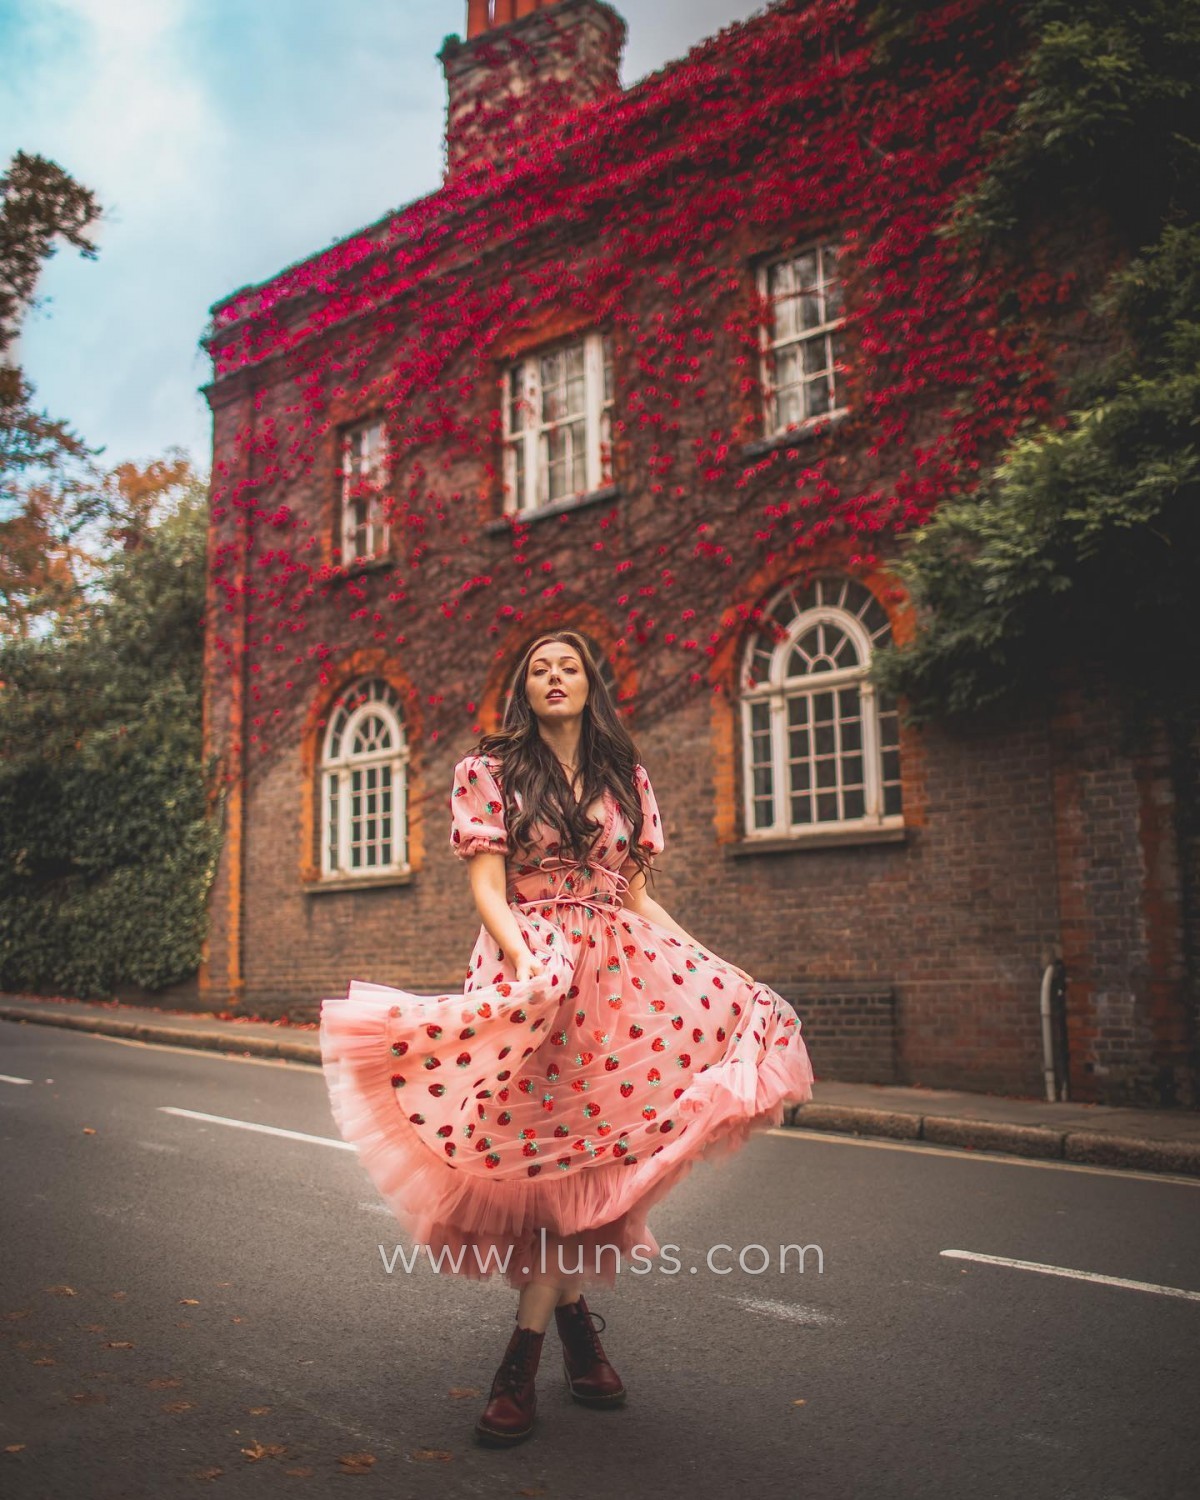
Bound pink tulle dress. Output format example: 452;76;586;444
318;753;816;1290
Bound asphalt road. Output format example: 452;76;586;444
1;1020;1198;1500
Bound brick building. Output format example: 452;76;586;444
199;0;1198;1108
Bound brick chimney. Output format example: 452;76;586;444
439;0;626;179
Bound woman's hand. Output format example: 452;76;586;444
513;948;546;986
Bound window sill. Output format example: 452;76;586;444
727;823;908;856
304;870;414;895
740;410;849;461
484;484;622;533
338;553;393;579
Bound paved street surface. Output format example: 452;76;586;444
2;1021;1198;1499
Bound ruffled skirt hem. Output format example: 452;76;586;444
320;974;815;1292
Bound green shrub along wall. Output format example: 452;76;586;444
0;482;224;999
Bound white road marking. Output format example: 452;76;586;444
0;1074;33;1085
941;1249;1200;1302
764;1126;1200;1188
729;1295;838;1325
159;1106;352;1150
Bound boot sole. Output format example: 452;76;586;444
474;1420;535;1446
563;1364;627;1405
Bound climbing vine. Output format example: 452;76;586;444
203;0;1072;765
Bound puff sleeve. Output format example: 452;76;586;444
449;754;510;860
634;763;665;858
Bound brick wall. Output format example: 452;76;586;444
194;2;1198;1108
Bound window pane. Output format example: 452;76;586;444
802;336;827;376
795;249;818;287
800;291;821;330
816;792;838;822
843;788;865;820
774;345;800;390
805;378;831;418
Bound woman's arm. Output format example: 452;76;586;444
467;851;536;967
619;859;754;983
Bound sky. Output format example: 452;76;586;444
0;0;771;476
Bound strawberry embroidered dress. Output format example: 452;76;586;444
318;753;815;1290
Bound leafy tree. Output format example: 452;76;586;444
0;151;104;637
0;459;223;997
867;0;1200;731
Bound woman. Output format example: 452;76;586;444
319;631;815;1447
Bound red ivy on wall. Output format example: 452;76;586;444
204;0;1073;762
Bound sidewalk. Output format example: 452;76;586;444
3;992;1199;1180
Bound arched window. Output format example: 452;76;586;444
741;576;902;837
321;679;409;878
502;632;623;720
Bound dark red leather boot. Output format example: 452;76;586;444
554;1294;627;1405
474;1323;545;1445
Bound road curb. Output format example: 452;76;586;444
783;1103;1200;1181
0;1006;320;1067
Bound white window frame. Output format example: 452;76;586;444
757;242;848;438
740;577;902;841
502;331;613;515
339;419;390;564
320;679;410;879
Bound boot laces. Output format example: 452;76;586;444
495;1330;539;1393
564;1303;608;1359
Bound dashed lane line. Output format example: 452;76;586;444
941;1248;1200;1302
159;1105;352;1149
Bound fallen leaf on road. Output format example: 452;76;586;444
230;1316;245;1324
791;1398;807;1406
32;1357;56;1367
146;1377;183;1389
447;1386;480;1399
103;1341;134;1350
191;1467;223;1482
5;1443;26;1453
338;1452;376;1474
285;1467;314;1478
81;1323;106;1333
247;1406;270;1416
179;1299;201;1306
110;1292;128;1300
409;1449;453;1463
82;1127;96;1135
241;1441;286;1462
45;1286;76;1297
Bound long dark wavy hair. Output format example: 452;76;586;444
470;631;654;883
